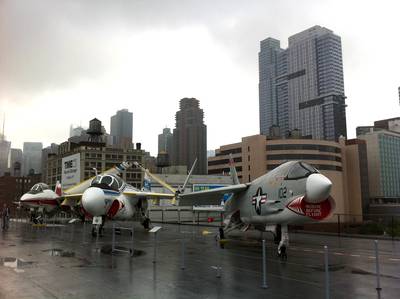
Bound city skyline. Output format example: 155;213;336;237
1;0;400;155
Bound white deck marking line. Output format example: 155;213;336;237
368;256;376;259
333;252;344;256
389;258;400;262
350;254;360;257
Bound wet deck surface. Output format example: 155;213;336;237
1;221;399;299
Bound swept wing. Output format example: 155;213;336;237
178;183;249;206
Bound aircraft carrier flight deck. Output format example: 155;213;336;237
1;220;399;299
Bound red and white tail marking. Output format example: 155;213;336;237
55;181;62;196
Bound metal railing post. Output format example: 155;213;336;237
324;245;330;299
374;240;382;291
181;238;185;270
153;232;157;263
261;239;268;289
112;223;115;254
391;216;394;241
130;222;135;257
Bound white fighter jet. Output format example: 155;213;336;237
19;182;62;223
18;162;136;224
178;156;335;259
79;162;178;236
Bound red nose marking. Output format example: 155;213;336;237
287;196;334;220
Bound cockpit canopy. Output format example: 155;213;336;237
28;183;50;194
90;174;124;191
286;162;318;180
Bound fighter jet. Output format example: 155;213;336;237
79;163;178;236
177;156;335;258
18;182;62;223
18;161;134;224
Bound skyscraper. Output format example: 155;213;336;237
259;25;346;141
110;109;133;149
0;137;11;176
23;142;43;175
158;128;173;154
172;98;207;174
9;148;23;176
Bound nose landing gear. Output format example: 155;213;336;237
91;216;105;237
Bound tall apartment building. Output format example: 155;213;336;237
110;109;133;149
172;98;207;174
22;142;43;175
259;25;346;141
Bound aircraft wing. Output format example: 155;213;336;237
63;162;132;195
60;194;83;207
178;183;250;206
122;191;175;199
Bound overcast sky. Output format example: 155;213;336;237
1;0;400;155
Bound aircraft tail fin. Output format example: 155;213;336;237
229;154;240;185
55;181;62;196
142;171;151;192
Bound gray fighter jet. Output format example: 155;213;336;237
178;156;335;258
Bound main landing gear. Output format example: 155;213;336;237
276;224;289;261
141;217;150;229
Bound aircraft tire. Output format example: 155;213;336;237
142;218;150;229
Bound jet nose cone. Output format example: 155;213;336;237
306;173;332;203
82;187;106;216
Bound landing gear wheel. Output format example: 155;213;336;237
142;218;150;229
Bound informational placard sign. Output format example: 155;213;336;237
149;226;162;233
61;153;81;190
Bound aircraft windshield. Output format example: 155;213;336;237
90;174;124;191
28;183;50;194
286;162;318;180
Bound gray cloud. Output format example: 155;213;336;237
0;0;325;102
